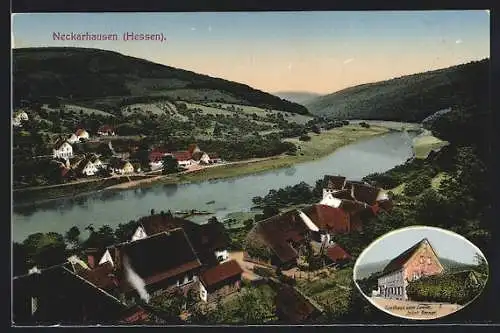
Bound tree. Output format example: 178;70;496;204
474;252;488;275
262;205;280;219
65;226;81;248
115;220;138;243
83;225;117;249
22;232;68;268
162;155;179;174
233;287;276;324
299;134;311;141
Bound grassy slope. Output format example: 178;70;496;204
306;59;488;121
180;124;389;183
13;47;309;115
413;135;449;159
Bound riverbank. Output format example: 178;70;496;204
12;123;393;205
132;124;391;188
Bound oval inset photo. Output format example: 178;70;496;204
353;226;488;320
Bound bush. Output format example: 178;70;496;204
403;174;432;196
253;266;276;278
406;271;486;305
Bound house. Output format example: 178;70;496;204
244;210;310;268
13;110;29;127
52;139;73;160
130;211;231;267
98;125;116;136
95;229;203;303
76;159;98;177
207;153;222;164
12;262;130;325
109;159;134;174
191;151;210;164
149;148;170;170
88;154;104;169
171;151;195;167
273;282;323;324
198;260;243;303
377;238;444;300
244;204;365;269
75;129;90;141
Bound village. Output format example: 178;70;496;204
13;109;224;185
13;175;395;325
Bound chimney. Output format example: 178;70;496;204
87;254;95;269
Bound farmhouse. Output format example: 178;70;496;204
130;211;231;267
76;159;98;177
149;148;170;170
244;206;354;269
198;260;243;303
95;229;203;303
377;238;444;300
67;133;80;144
208;153;222;164
52;139;74;160
75;128;90;141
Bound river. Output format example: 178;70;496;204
12;131;418;242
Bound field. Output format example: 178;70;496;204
42;104;115;117
181;124;389;183
412;133;449;159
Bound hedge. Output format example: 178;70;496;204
406;271;486;305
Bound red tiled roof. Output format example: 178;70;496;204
200;260;243;288
77;262;117;290
382;238;433;275
253;210;308;263
301;204;350;233
326;244;352;262
149;151;167;162
171;151;192;161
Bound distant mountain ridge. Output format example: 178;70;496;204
306;59;489;122
13;47;309;115
272;91;322;104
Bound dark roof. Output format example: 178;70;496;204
301;204;350;233
53;137;70;150
13;263;128;325
98;125;114;132
330;189;356;201
208;153;219;159
200;260;243;289
352;183;381;206
109;229;202;292
252;210;308;263
326;244;352;262
137;213;230;256
324;175;346;190
382;238;435;275
275;283;322;323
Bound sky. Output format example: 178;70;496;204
355;226;486;266
11;11;490;94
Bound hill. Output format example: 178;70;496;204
272;91;322;104
306;59;489;122
12;47;309;115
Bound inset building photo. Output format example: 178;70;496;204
353;226;488;320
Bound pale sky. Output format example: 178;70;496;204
12;11;490;94
356;226;486;266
